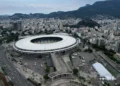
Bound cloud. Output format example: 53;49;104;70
0;3;80;14
0;0;105;15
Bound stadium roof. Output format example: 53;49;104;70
14;35;78;53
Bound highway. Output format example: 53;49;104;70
0;47;34;86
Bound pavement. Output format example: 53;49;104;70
79;52;95;62
50;79;70;86
0;47;34;86
13;62;43;84
21;54;45;75
51;53;68;72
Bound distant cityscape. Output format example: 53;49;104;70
0;0;120;86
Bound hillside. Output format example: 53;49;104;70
1;0;120;19
64;19;100;28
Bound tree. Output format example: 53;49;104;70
45;65;50;73
8;81;14;86
43;74;49;80
54;67;56;71
84;48;93;53
73;68;78;75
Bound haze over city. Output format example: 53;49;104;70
0;0;105;15
1;0;120;86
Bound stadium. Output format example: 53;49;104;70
13;35;79;54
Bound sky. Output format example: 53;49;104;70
0;0;105;15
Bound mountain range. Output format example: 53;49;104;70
64;19;101;28
1;0;120;19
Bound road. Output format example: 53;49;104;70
0;47;34;86
97;51;120;72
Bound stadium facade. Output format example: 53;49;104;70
13;35;79;54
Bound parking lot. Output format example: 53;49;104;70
79;52;95;62
19;54;46;75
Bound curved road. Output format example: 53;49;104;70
0;47;34;86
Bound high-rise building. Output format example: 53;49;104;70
11;21;22;30
96;38;105;46
0;26;3;29
59;21;63;31
116;41;120;53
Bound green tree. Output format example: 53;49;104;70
8;81;14;86
45;65;50;73
73;68;78;75
43;74;49;80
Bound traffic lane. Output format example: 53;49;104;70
0;49;34;86
0;59;22;86
4;55;34;86
0;47;34;86
1;58;24;86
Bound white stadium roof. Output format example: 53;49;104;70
93;62;115;80
14;35;78;53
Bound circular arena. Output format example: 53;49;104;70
13;35;78;54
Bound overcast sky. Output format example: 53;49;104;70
0;0;105;15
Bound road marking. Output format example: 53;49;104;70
2;53;25;86
5;62;24;86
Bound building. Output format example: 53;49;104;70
93;62;115;81
11;21;22;30
116;41;120;53
13;34;79;54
